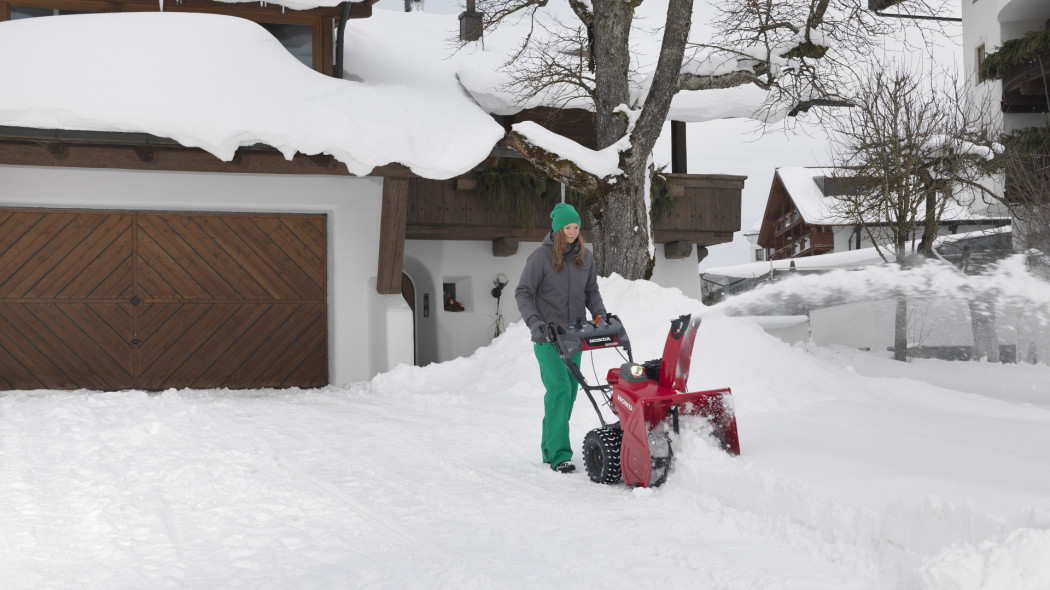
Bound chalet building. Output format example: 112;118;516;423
755;168;841;261
0;4;744;391
752;167;1007;264
961;0;1050;254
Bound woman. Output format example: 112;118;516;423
515;202;607;473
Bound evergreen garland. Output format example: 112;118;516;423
980;21;1050;81
475;158;551;229
474;158;676;228
650;167;675;221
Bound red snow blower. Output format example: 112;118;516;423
545;314;739;488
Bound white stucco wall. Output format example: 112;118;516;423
649;246;703;297
0;164;403;386
404;238;704;365
403;239;529;366
962;0;1003;115
366;279;415;378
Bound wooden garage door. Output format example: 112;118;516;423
0;209;327;391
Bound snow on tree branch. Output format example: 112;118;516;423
505;122;619;193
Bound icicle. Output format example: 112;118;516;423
158;0;163;11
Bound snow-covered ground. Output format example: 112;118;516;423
3;275;1049;589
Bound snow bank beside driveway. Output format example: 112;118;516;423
2;275;1050;589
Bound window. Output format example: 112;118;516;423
11;6;96;18
755;249;765;262
442;277;472;312
260;23;313;69
4;5;320;74
976;44;986;83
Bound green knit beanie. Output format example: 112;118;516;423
550;202;581;232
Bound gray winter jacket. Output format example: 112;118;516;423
515;232;607;343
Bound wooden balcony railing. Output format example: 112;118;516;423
1002;48;1050;114
404;172;746;249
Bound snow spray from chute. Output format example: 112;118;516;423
704;254;1050;363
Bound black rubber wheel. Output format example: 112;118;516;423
648;429;674;487
582;427;623;484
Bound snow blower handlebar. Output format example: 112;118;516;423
544;314;630;428
548;314;632;362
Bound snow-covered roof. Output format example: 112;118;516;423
775;166;989;226
776;167;843;225
706;225;1015;280
703;245;891;279
0;11;505;180
933;225;1012;246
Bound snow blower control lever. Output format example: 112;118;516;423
544;314;740;488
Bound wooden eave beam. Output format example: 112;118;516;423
870;0;906;10
0;127;416;177
403;224;726;246
3;0;366;19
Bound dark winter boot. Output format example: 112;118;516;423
554;461;576;473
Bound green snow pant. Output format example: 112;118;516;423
534;342;582;469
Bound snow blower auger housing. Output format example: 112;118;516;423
547;314;739;488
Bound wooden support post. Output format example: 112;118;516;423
459;0;483;42
492;237;519;257
377;178;408;295
671;121;687;174
663;241;693;260
320;16;335;76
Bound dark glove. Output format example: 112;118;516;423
530;321;550;342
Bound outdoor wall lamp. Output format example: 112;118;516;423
491;273;509;298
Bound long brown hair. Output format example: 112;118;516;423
552;229;586;271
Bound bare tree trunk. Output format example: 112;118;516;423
591;0;633;149
918;188;938;254
588;161;653;278
969;295;999;362
894;294;908;362
588;0;691;279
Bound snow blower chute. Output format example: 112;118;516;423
546;314;739;488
